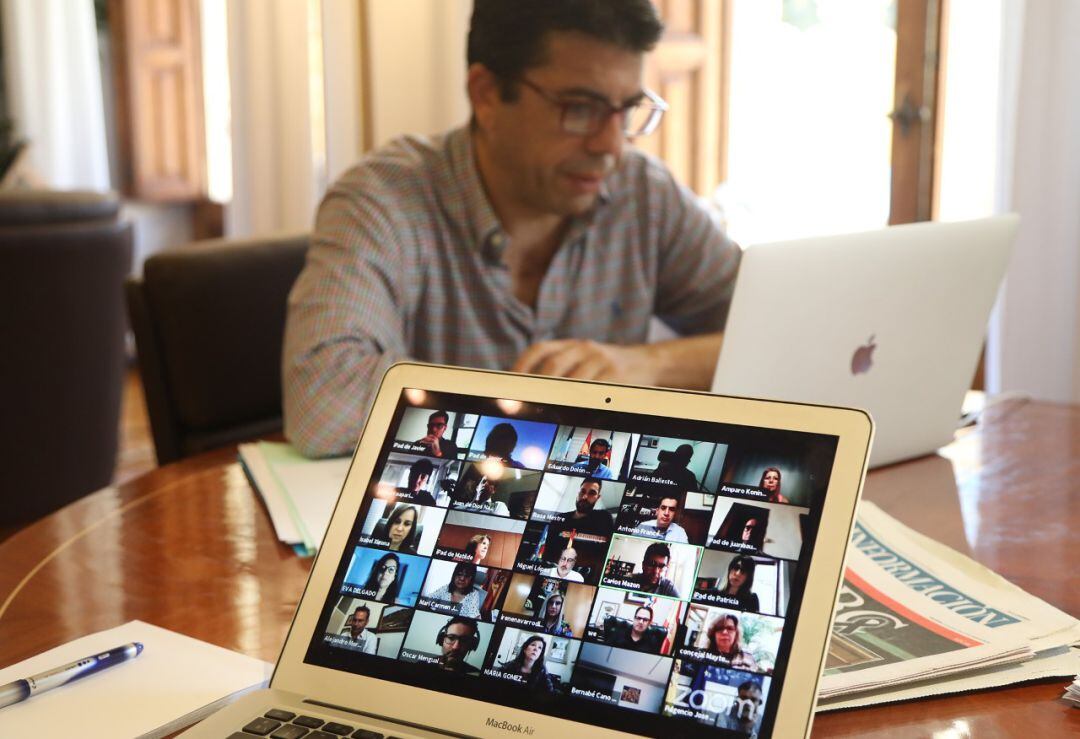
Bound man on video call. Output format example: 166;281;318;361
283;0;741;457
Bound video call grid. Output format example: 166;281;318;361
306;393;836;731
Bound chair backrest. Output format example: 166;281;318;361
0;190;132;526
126;234;309;464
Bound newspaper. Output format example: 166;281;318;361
1065;674;1080;707
816;502;1080;708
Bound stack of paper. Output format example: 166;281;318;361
0;621;271;738
1065;674;1080;707
239;441;350;556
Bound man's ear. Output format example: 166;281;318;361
467;63;502;130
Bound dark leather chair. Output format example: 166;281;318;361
126;234;308;465
0;190;133;527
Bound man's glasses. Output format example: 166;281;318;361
518;77;668;138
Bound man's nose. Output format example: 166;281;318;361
585;111;624;159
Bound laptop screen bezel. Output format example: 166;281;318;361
270;363;872;738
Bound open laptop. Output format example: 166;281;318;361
712;215;1018;468
186;363;872;738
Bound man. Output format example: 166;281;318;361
398;458;437;506
547;478;614;562
539;546;585;582
339;604;378;655
636;493;689;543
716;680;763;733
570;438;616;479
630;541;680;597
606;606;662;653
652;444;700;492
283;0;741;458
416;410;459;459
437;616;482;674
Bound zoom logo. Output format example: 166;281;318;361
671;686;761;719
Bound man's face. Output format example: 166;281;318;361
476;31;645;218
656;498;678;529
349;609;368;636
735;686;762;720
575;481;602;513
428;416;448;439
641;554;668;586
588;443;608;466
557;548;578;576
632;609;651;635
441;624;473;664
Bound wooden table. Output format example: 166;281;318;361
1;399;1077;736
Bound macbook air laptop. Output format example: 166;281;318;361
712;215;1018;468
186;363;872;738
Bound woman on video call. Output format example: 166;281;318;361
712;555;760;612
706;613;759;671
499;635;557;692
538;591;573;637
425;562;486;618
363;552;402;604
374;504;420;554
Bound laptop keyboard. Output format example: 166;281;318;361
227;707;401;739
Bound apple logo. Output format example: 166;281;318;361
851;335;876;375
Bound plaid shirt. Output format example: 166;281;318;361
283;126;740;457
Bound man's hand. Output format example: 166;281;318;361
417;434;442;457
511;333;724;390
511;339;663;386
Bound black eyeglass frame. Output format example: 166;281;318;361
517;77;669;138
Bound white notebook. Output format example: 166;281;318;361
0;621;272;738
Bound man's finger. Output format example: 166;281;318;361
535;343;593;378
512;339;578;374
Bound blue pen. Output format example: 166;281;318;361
0;642;143;709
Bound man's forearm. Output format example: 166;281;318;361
643;331;723;390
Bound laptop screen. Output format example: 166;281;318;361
304;389;838;738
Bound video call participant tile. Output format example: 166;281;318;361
465;415;558;471
432;511;526;570
448;462;543;519
662;659;772;734
483;625;582;695
391;407;466;461
499;573;594;638
514;521;607;587
676;605;784;675
707;498;810;561
629;436;728;495
417;558;511;622
544;426;635;480
584;587;686;656
322;596;389;656
342;546;431;608
372;451;461;507
614;486;714;545
529;473;623;530
600;535;701;600
399;610;494;676
715;446;830;508
358;500;446;557
569;642;673;714
692;550;793;616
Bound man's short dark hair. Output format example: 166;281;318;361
467;0;664;100
643;541;671;563
582;476;603;491
408;458;436;490
634;605;653;621
352;604;371;619
428;410;450;424
590;437;612;452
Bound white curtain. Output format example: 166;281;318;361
1;0;110;190
989;0;1080;401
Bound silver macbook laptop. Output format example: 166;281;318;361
185;363;872;738
712;215;1018;468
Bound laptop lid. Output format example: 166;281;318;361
712;215;1018;468
271;363;872;738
